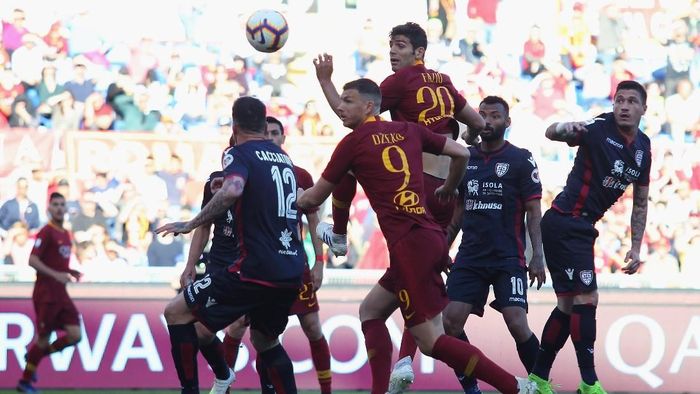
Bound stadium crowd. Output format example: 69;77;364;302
1;0;699;284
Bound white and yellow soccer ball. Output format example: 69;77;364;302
245;9;289;53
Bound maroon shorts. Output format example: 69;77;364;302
289;267;320;316
378;228;449;327
423;173;456;230
34;299;80;336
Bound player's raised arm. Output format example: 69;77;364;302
622;183;649;275
544;121;587;144
435;139;470;199
313;53;342;118
456;103;485;144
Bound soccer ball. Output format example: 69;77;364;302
245;9;289;53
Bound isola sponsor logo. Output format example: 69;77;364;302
465;199;502;210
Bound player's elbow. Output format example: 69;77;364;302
545;123;558;140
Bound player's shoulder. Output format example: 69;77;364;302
206;170;224;182
636;129;651;148
583;112;613;129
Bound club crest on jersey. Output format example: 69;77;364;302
467;179;479;195
495;163;509;177
222;152;234;169
611;160;624;177
580;270;593;286
635;150;643;167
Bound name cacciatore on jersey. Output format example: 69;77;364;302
455;142;542;267
552;112;651;223
222;139;305;288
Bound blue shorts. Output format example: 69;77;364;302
446;263;528;316
183;270;297;337
541;209;599;295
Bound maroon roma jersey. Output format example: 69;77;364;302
380;63;468;137
295;165;318;218
31;223;72;303
321;118;446;247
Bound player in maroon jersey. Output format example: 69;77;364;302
314;23;486;391
17;193;82;394
297;78;537;394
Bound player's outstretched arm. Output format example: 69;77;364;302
622;183;649;275
445;195;465;247
297;178;335;211
545;121;587;144
313;53;342;118
525;199;546;289
180;224;212;288
156;175;245;236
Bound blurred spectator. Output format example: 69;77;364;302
35;65;69;125
663;20;695;97
1;9;30;55
0;177;40;236
1;222;32;265
157;154;190;209
596;4;624;67
83;92;115;130
665;78;700;142
467;0;498;44
64;56;96;104
70;191;108;233
43;21;69;58
11;34;47;86
522;25;546;78
296;100;322;136
51;92;82;131
0;67;24;126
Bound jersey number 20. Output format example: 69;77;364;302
271;165;298;219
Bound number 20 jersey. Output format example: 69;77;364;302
380;63;468;137
222;139;304;288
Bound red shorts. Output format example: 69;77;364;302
423;173;456;230
34;299;80;336
378;227;449;327
289;267;320;316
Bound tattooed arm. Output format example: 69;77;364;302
622;183;649;274
155;175;246;236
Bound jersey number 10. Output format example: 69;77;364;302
271;165;298;219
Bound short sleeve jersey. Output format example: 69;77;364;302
201;171;239;267
222;139;305;288
322;118;446;247
380;63;468;137
551;112;652;222
31;223;72;303
454;142;542;267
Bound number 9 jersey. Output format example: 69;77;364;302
222;139;305;288
380;62;467;138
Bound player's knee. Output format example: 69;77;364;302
442;313;464;337
505;317;531;342
300;316;323;341
163;297;189;324
250;332;278;353
67;332;82;345
574;291;598;305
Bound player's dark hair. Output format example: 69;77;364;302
390;22;428;52
343;78;382;114
49;192;65;201
615;80;647;105
266;116;285;135
480;96;510;116
232;96;266;133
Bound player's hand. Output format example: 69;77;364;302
210;177;224;194
434;185;458;204
557;121;587;140
621;249;643;275
461;127;481;145
311;263;324;291
54;272;74;284
313;53;333;81
69;269;83;282
155;221;194;237
296;187;309;209
528;255;546;290
180;265;196;288
442;255;454;275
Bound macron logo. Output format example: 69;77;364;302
606;137;623;149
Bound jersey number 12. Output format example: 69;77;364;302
271;165;298;219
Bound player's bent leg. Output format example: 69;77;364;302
18;335;50;391
441;302;481;393
442;301;472;337
63;324;82;346
194;322;233;391
165;293;201;393
299;312;332;394
359;284;398;394
164;292;197;325
223;316;248;369
415;314;534;394
529;296;574;391
502;307;539;373
251;329;297;394
571;290;601;388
